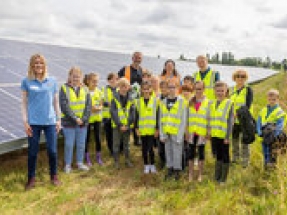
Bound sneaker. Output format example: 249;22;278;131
150;165;157;174
64;165;72;174
77;163;90;171
25;177;35;191
144;165;150;174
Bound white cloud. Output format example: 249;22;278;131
0;0;286;61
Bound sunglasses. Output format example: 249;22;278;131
235;75;246;79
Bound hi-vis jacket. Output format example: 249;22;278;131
89;87;103;123
159;96;187;143
194;70;216;100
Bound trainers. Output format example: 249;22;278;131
150;165;157;174
25;177;35;191
77;163;90;171
64;165;72;174
144;165;150;174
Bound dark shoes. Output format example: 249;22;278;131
51;175;61;186
25;177;36;191
25;175;61;191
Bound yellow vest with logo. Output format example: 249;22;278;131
102;86;114;119
89;88;103;123
111;97;133;128
136;96;157;135
210;99;232;138
161;97;184;135
259;106;286;127
61;85;88;118
230;85;253;124
194;70;216;100
188;98;212;136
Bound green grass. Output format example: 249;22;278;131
1;72;287;215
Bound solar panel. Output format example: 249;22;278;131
0;38;278;154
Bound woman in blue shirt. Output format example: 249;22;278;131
21;54;61;190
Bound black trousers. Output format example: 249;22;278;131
141;135;155;165
103;119;113;155
188;136;205;161
85;122;101;153
158;140;166;165
212;137;230;163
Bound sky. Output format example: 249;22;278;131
0;0;286;61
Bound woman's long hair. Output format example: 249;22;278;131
161;59;178;77
27;54;47;81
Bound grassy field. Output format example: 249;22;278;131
1;72;287;215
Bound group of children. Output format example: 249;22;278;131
61;67;286;184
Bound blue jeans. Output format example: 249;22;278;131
28;125;57;179
262;142;272;165
63;126;87;165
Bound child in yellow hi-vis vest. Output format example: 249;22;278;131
135;81;159;174
110;78;135;169
84;73;104;166
210;81;234;184
257;89;286;169
159;80;187;180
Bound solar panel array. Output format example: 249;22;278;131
0;38;278;153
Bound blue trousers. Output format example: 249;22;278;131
27;125;57;179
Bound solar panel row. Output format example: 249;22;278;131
0;38;278;153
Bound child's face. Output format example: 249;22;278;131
108;75;118;87
215;86;227;100
142;73;151;82
167;83;177;97
160;85;168;95
183;79;193;87
182;90;191;100
119;84;129;95
142;86;151;98
195;83;204;97
268;94;279;106
70;72;82;86
88;77;98;89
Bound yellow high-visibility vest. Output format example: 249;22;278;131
160;97;184;135
61;85;88;118
194;70;216;100
102;86;114;119
230;85;253;124
188;98;212;136
111;97;133;128
136;96;158;135
259;106;286;126
210;99;232;138
89;87;103;123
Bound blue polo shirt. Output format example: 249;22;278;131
21;77;58;125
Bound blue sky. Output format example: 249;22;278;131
0;0;286;60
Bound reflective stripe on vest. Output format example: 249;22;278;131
102;86;113;119
194;70;216;100
125;66;131;83
161;97;184;135
137;96;157;135
230;85;253;124
111;98;133;128
188;99;212;136
89;88;103;123
210;99;232;138
260;106;286;127
61;85;88;118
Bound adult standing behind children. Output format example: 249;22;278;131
118;52;143;146
21;54;61;190
193;55;220;100
160;60;181;94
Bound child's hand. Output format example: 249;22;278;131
120;126;127;132
136;129;141;136
224;139;230;144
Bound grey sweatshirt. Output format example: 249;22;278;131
110;92;135;129
159;96;187;143
59;83;91;127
